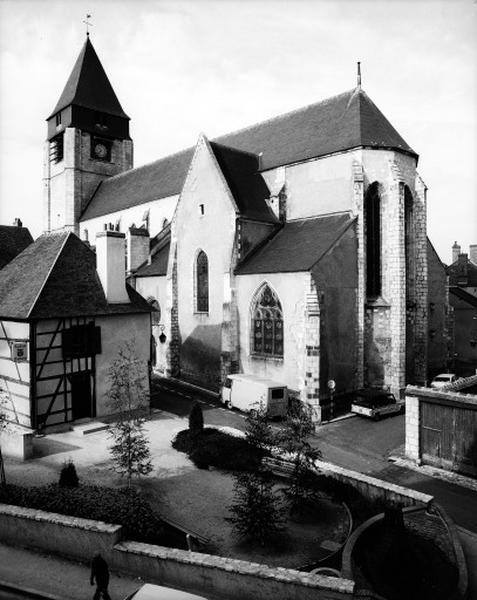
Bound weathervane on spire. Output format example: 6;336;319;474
357;61;362;88
83;14;93;37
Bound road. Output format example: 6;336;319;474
151;377;477;532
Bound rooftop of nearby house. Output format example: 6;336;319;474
0;232;151;320
0;223;34;270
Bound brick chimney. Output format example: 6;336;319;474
13;217;23;227
452;241;461;263
469;244;477;266
126;226;150;274
96;229;129;304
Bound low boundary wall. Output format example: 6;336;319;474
0;504;354;600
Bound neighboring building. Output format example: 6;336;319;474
0;220;33;269
0;230;151;435
427;239;451;379
43;35;444;420
446;243;477;376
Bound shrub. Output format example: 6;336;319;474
0;483;165;544
172;428;263;471
58;459;79;488
188;402;204;437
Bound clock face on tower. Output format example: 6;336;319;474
91;137;111;161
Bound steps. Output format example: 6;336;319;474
71;421;109;436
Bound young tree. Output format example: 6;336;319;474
227;403;285;545
107;341;153;487
188;401;204;438
276;399;322;515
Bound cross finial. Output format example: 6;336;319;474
357;61;362;88
83;14;93;37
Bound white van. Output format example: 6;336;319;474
221;374;288;418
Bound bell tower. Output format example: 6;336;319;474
43;35;133;233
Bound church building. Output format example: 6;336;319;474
43;36;437;421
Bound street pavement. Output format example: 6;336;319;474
0;376;475;599
152;377;477;533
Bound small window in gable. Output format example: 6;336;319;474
251;284;283;357
195;250;209;313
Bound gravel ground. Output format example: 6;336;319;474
3;411;349;568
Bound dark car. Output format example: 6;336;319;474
351;389;404;421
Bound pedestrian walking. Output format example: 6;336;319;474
90;552;111;600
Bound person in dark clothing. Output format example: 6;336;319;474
90;553;111;600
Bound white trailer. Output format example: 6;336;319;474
221;374;288;418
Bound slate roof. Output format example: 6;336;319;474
80;87;417;222
236;213;355;274
0;226;34;270
48;37;129;120
449;286;477;309
0;232;150;319
135;242;170;278
447;255;477;288
210;142;276;223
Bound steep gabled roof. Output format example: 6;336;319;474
447;254;477;288
0;225;34;270
210;142;276;223
236;213;354;274
0;232;150;319
80;86;417;223
48;36;129;119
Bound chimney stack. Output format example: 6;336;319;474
95;231;129;304
127;226;150;275
469;244;477;266
452;241;461;263
13;218;23;227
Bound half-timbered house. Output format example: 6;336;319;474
0;229;151;443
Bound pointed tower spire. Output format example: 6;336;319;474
48;36;128;120
357;61;362;89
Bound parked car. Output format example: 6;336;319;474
124;583;208;600
430;373;457;389
351;389;404;421
221;374;288;418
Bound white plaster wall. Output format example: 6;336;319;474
79;194;178;243
0;321;30;427
135;275;168;373
95;313;151;416
174;136;237;385
262;151;356;220
236;272;308;393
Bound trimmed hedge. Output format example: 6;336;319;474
0;484;167;545
172;428;264;471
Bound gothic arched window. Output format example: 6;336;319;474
251;284;283;357
365;182;381;298
196;250;209;312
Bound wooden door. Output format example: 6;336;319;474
70;372;92;421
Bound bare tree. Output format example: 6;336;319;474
107;341;153;487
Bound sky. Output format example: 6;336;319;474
0;0;476;264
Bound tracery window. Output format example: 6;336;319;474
147;297;161;326
251;284;283;357
196;250;209;313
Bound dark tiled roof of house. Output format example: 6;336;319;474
0;225;34;270
449;286;477;308
447;255;477;288
0;232;150;319
210;142;276;223
48;37;129;119
81;87;416;222
236;213;354;274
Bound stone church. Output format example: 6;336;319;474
43;36;442;421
